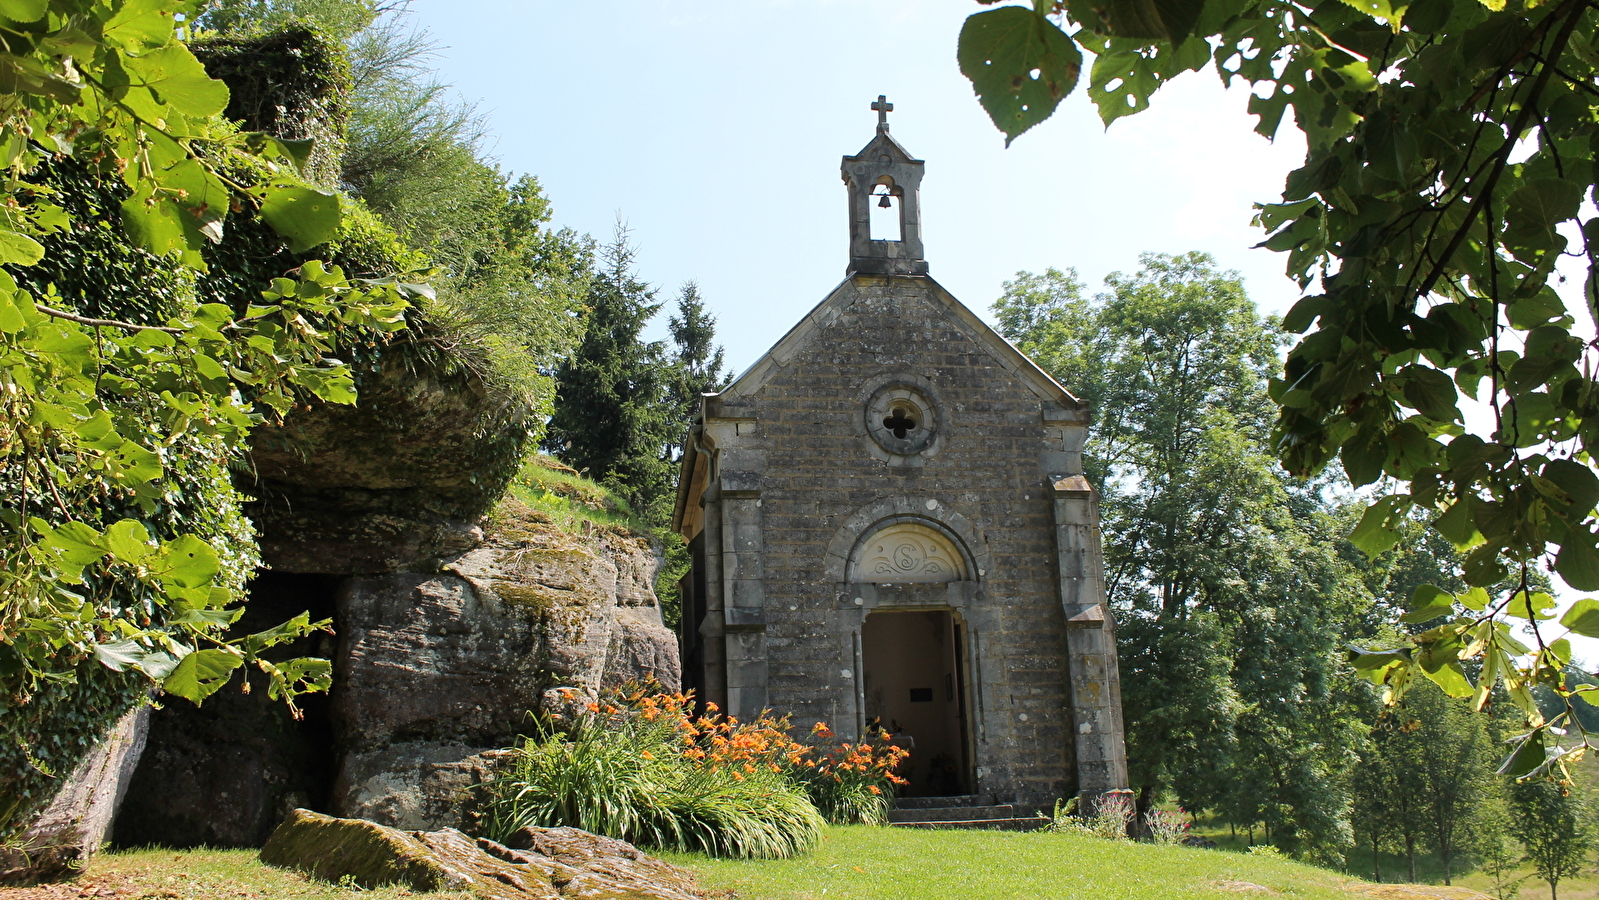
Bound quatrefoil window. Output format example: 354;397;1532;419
883;406;917;439
864;383;939;458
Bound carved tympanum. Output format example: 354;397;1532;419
850;521;966;583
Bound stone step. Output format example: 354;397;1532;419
886;804;1019;823
890;794;995;810
890;815;1046;832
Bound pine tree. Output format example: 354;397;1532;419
664;281;727;461
542;225;673;518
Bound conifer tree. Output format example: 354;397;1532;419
664;281;727;461
543;225;673;517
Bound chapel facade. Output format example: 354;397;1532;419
670;99;1128;809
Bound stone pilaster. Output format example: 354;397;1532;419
704;407;768;721
1051;473;1129;804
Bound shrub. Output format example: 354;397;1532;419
486;685;914;857
792;723;909;825
1047;792;1135;840
486;689;822;859
1144;808;1192;845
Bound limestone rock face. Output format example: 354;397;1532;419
328;521;679;829
333;743;511;832
260;809;706;900
119;512;681;845
0;706;147;883
246;350;520;575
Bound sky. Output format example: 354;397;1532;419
401;1;1598;655
403;0;1310;374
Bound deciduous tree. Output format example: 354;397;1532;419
996;252;1372;860
959;0;1599;766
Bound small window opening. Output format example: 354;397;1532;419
884;406;917;439
870;185;901;241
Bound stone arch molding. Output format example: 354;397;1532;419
823;496;990;584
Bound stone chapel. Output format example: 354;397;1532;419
670;98;1128;811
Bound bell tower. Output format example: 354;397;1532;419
841;95;928;276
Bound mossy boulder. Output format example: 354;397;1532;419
260;809;706;900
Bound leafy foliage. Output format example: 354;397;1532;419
996;253;1373;861
1351;679;1500;884
1509;776;1591;899
0;0;424;842
959;0;1599;777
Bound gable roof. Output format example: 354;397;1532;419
720;273;1083;410
844;130;921;166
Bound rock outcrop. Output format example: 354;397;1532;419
119;500;681;845
0;706;148;883
259;809;705;900
328;503;680;831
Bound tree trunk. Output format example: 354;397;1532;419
1133;784;1156;840
1441;840;1451;886
1371;832;1381;883
1405;834;1416;883
1550;878;1558;900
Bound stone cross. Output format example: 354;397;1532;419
872;95;893;132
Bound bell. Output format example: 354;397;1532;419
877;193;893;209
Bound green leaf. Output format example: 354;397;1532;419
1560;598;1599;636
0;227;45;265
1097;0;1208;42
1433;498;1482;548
1498;729;1549;778
103;519;153;564
958;7;1082;146
151;534;220;589
1506;590;1556;621
1333;0;1404;24
0;0;47;21
106;439;162;485
1504;178;1582;258
1422;662;1473;697
0;291;25;333
1542;459;1599;519
1398;365;1459;420
259;185;341;253
1350;495;1406;558
1402;583;1455;623
103;0;178;51
122;45;230;118
243;612;329;657
162;649;243;704
120;189;190;257
93;639;148;673
1556;533;1599;591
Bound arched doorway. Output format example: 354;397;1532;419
850;520;973;797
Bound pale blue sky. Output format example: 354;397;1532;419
405;0;1309;373
403;1;1598;649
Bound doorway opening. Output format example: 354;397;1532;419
861;609;971;797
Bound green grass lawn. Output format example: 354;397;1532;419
2;848;471;899
22;826;1537;900
663;825;1369;900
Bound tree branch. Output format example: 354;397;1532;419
35;304;186;334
